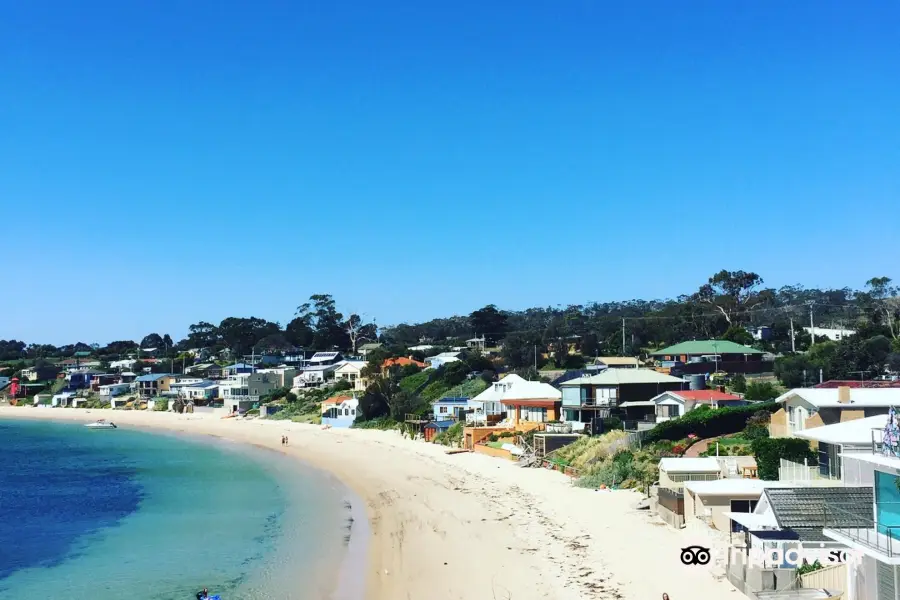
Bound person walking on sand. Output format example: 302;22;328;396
284;436;289;446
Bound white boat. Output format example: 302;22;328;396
84;419;117;429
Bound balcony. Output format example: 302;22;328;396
822;502;900;563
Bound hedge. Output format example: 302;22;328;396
752;437;816;480
643;401;781;443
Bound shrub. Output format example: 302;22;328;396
752;437;816;480
351;417;399;430
433;422;464;447
744;382;780;401
332;379;353;392
643;402;780;443
153;399;169;411
285;392;298;403
730;374;747;394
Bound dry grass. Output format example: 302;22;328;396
555;430;630;472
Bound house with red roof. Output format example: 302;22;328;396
381;357;427;375
642;389;748;423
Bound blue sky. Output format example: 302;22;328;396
2;1;898;344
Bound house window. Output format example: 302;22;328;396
439;406;448;414
519;406;547;423
729;499;758;532
657;405;679;418
350;409;355;416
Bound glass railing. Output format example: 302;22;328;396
824;502;900;557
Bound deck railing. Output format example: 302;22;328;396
823;502;900;557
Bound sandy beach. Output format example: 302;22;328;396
0;407;743;600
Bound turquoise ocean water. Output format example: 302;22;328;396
0;419;360;600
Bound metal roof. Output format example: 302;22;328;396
764;487;873;530
135;373;172;382
561;368;684;386
435;397;470;404
649;340;764;356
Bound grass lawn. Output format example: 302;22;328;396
719;435;750;446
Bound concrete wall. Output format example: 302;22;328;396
727;551;797;595
687;492;761;531
656;503;684;528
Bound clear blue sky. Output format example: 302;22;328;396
2;1;898;345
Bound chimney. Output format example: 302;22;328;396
838;386;851;404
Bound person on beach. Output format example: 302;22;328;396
284;436;289;445
662;594;670;600
196;587;208;600
281;435;285;445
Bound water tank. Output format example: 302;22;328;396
690;374;706;390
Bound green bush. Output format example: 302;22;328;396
752;437;816;480
153;398;169;411
351;417;399;430
433;422;464;447
744;382;780;401
730;374;747;394
399;371;430;393
285;392;298;403
644;402;780;443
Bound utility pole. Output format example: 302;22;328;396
790;318;796;353
533;345;537;371
622;318;626;356
809;304;816;346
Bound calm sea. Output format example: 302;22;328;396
0;419;359;600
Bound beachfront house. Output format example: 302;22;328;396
135;374;174;398
560;369;685;432
724;486;870;597
650;340;767;375
768;386;898;438
321;395;359;428
307;352;344;367
647;389;747;423
433;397;470;421
816;421;900;600
333;360;368;391
654;458;721;528
99;382;132;398
51;390;77;407
468;374;526;425
499;381;561;426
178;380;219;401
684;478;774;532
786;414;888;483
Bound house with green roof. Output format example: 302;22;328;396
650;340;769;375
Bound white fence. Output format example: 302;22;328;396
800;563;846;592
779;458;821;482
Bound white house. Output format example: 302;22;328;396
817;424;900;600
468;374;527;425
109;359;137;371
770;387;900;438
804;326;856;342
321;395;359;428
426;352;461;370
51;391;77;407
293;364;339;387
333;360;368;391
639;389;747;423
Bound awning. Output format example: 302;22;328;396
724;511;779;529
618;400;655;408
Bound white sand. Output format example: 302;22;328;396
0;407;744;600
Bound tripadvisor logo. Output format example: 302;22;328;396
749;545;860;568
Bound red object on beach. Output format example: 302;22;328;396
9;378;19;398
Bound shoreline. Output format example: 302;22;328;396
0;407;742;599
